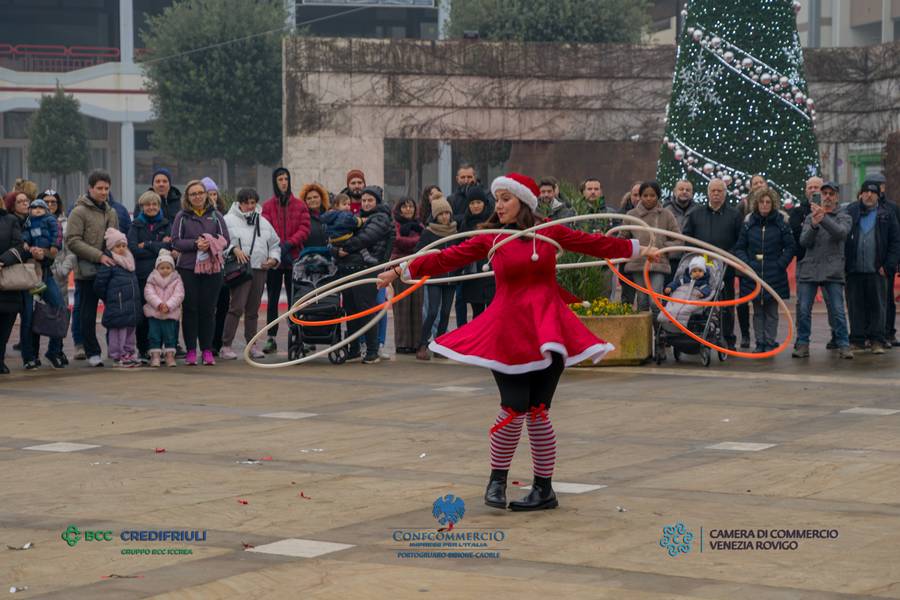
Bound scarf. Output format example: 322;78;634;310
427;220;457;237
137;211;163;225
194;233;228;274
111;249;136;272
241;209;259;227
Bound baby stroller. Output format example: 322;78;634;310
653;253;728;367
287;251;349;364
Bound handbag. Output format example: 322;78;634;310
223;220;258;289
0;249;42;291
32;299;70;339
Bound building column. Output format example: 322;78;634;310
119;0;134;64
883;0;894;42
436;0;453;195
120;121;135;209
831;0;842;47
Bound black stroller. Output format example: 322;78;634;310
653;254;729;367
287;252;349;364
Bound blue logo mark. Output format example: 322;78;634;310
432;494;466;528
659;521;694;556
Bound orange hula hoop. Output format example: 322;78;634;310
603;258;792;360
289;275;430;327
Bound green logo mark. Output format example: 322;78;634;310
61;525;81;547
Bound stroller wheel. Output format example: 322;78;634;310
718;350;728;362
672;347;681;362
329;347;347;365
700;347;711;367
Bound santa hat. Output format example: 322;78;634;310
104;227;128;250
688;255;707;273
491;173;539;212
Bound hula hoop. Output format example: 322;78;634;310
639;245;794;360
245;213;791;368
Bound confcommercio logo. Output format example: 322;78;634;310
61;525;114;547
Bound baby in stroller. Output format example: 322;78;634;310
659;255;714;328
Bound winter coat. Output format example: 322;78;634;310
170;207;229;271
108;198;132;235
662;198;698;233
23;213;58;249
788;202;813;262
304;208;329;251
665;270;712;298
224;203;281;269
392;204;423;260
65;194;119;280
127;214;172;281
459;208;495;305
93;257;142;328
261;195;310;264
797;209;852;283
336;203;395;271
844;201;900;273
621;203;681;274
539;199;576;224
733;211;795;300
143;270;185;320
681;203;743;255
50;215;76;293
0;210;25;314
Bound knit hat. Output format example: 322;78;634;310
155;249;175;268
346;169;366;185
688;255;707;273
465;186;488;204
430;196;452;218
151;168;172;185
860;181;880;194
361;186;383;204
29;198;49;211
104;227;127;250
491;173;539;212
201;177;218;193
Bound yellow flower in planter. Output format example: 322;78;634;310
570;298;634;317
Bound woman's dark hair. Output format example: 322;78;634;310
419;184;440;223
638;181;662;200
237;188;260;204
394;196;416;219
478;198;537;230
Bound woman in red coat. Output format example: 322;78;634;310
378;173;656;512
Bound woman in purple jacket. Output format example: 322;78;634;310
171;180;229;365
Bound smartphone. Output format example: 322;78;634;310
811;192;822;205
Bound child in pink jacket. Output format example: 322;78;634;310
143;249;185;367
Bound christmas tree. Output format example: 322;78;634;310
656;0;819;207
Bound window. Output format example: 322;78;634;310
85;117;109;141
3;112;31;139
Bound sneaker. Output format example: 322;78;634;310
849;342;868;352
46;354;66;369
184;349;198;365
87;355;104;367
740;337;751;349
416;346;431;361
870;342;886;355
838;347;854;359
202;349;216;365
362;353;381;364
24;360;40;370
219;347;238;360
73;345;86;360
378;345;392;361
263;337;277;354
345;349;362;363
791;345;809;358
891;337;900;348
114;359;138;369
249;344;265;359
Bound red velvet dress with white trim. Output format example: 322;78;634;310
407;224;640;374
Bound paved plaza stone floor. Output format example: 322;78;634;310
1;308;899;599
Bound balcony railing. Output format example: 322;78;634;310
0;44;121;73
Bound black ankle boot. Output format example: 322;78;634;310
484;469;508;509
508;476;558;511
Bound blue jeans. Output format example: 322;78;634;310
795;281;849;347
148;318;179;351
376;287;387;346
20;272;64;361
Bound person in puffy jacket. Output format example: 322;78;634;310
458;186;495;320
733;188;795;353
171;179;230;366
128;190;173;359
94;228;142;367
142;249;184;367
220;188;280;360
335;186;395;364
260;167;310;354
391;197;424;354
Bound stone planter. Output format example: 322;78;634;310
576;313;653;366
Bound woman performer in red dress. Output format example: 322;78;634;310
377;173;658;511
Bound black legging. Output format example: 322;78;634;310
266;268;292;337
212;284;230;351
491;352;565;413
0;311;17;363
178;269;224;352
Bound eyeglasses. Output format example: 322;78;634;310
188;191;206;198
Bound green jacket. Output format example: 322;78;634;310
65;194;119;280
